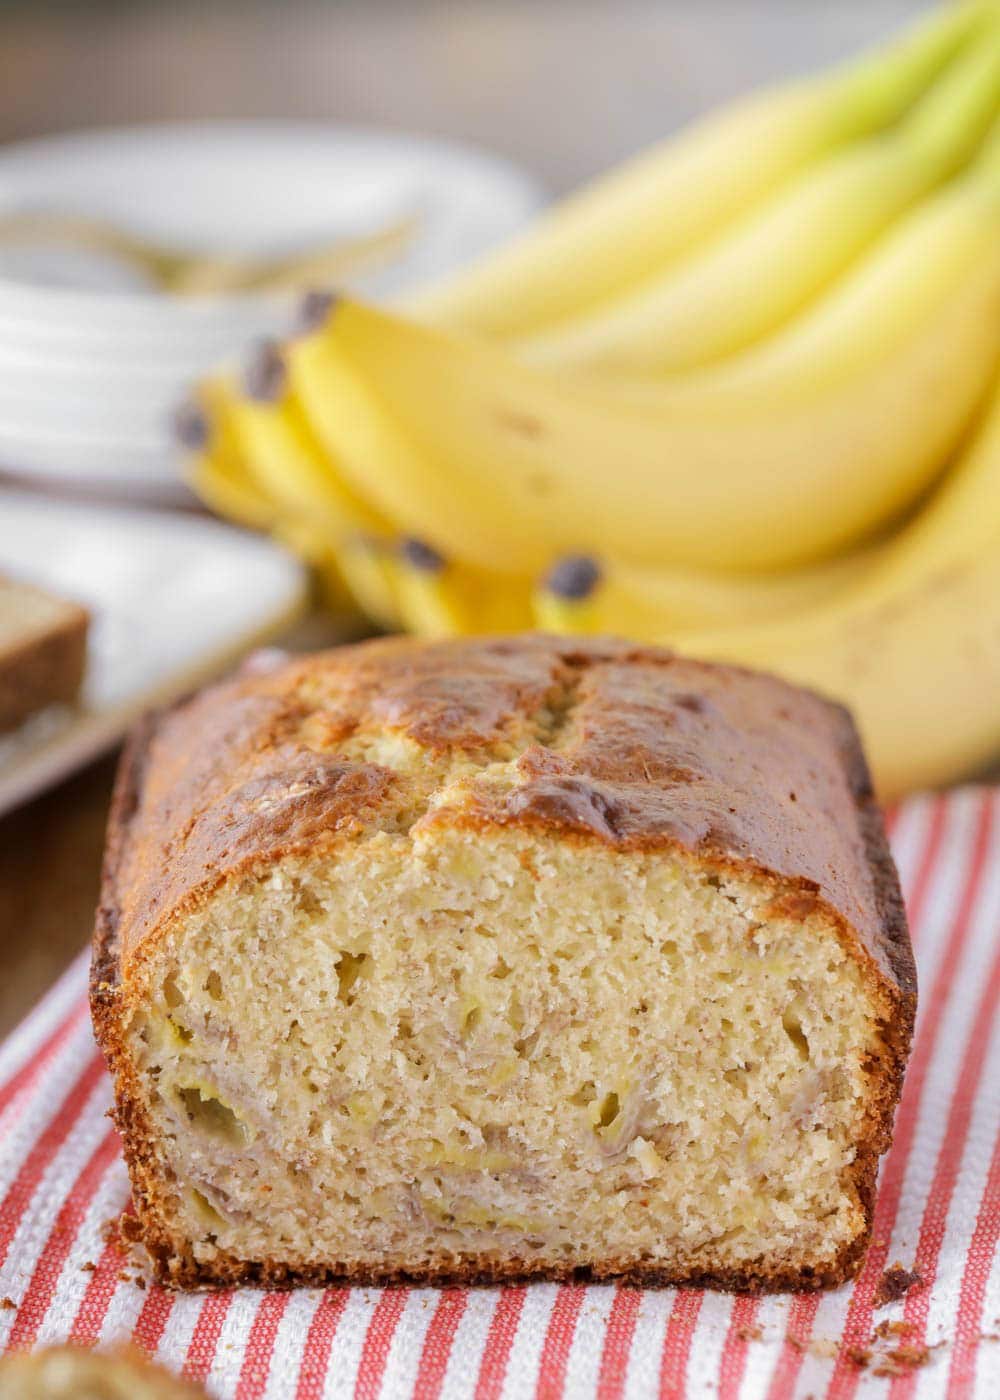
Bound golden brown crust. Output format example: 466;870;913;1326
91;633;915;1293
121;1228;870;1295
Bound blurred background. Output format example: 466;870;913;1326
1;0;997;1033
2;1;938;192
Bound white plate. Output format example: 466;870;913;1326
0;122;540;311
0;490;307;816
0;307;288;361
0;122;542;498
0;434;174;494
0;386;178;438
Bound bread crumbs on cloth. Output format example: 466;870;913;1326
873;1262;924;1307
871;1345;934;1377
874;1318;915;1340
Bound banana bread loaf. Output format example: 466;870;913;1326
91;634;914;1291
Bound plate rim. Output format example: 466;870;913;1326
0;117;544;312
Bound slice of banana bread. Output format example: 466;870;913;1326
0;575;89;732
91;634;914;1292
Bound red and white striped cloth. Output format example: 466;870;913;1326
1;787;998;1399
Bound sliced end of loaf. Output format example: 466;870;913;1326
101;827;903;1291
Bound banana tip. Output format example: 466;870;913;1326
544;554;602;600
296;287;340;335
173;399;210;451
243;340;287;402
400;537;446;573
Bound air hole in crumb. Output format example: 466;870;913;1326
336;951;369;1003
490;957;512;979
177;1086;246;1144
205;970;223;1001
597;1091;621;1128
570;1081;597;1107
293;883;325;918
782;1006;810;1060
462;1005;482;1034
162;976;183;1010
188;1188;226;1231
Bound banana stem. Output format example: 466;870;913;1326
901;24;1000;167
820;1;996;132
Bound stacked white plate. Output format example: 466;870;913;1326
0;122;542;502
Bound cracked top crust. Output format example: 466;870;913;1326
95;634;913;1004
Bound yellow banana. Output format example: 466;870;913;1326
392;538;534;637
189;350;407;628
265;519;363;618
406;2;993;337
286;124;1000;577
213;345;389;540
332;534;406;631
520;25;1000;372
532;545;879;638
668;368;1000;639
686;543;1000;799
177;390;365;619
176;391;276;532
659;375;1000;796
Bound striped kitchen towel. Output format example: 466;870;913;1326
0;786;998;1399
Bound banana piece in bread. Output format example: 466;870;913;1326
91;635;914;1291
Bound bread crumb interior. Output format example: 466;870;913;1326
129;826;886;1280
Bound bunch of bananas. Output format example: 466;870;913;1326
182;1;1000;799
